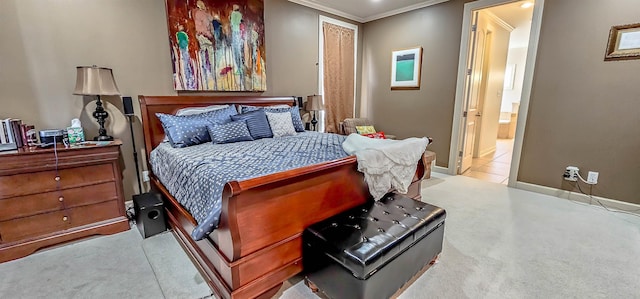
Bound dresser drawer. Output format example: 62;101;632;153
0;200;122;243
0;182;118;222
0;163;114;199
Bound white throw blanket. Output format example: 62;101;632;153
342;134;429;200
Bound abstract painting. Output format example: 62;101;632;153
390;47;422;90
165;0;266;91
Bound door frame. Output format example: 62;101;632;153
447;0;545;187
318;15;359;132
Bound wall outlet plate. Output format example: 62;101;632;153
564;166;579;182
587;171;599;184
142;170;150;182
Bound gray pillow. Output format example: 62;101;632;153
265;111;297;137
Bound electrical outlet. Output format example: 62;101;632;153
142;170;150;182
587;171;599;184
564;166;579;182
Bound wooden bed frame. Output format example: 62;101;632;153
139;95;427;299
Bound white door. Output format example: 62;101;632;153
459;12;487;174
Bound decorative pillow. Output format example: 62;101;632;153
243;106;305;132
207;121;254;144
156;106;237;148
265;111;297;137
230;109;273;139
362;131;387;139
356;125;377;134
157;113;213;148
239;104;290;114
176;104;229;116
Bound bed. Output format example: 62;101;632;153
139;95;427;299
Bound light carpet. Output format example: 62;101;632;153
1;173;639;298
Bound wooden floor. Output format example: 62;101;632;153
461;139;514;184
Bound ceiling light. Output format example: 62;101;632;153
520;2;533;8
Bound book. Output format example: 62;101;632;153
10;119;23;147
3;119;13;144
0;121;6;144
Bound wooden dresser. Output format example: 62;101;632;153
0;140;129;263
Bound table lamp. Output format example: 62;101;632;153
305;95;324;131
73;66;121;141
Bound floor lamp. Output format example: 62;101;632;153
123;96;142;195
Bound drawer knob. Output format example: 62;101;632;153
58;196;64;202
62;216;68;221
54;176;61;181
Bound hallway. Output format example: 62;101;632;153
462;139;514;184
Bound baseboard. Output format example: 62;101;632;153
433;166;448;174
477;146;496;158
515;181;640;214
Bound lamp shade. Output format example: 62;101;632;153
305;95;324;111
73;66;121;96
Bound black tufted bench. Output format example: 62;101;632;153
303;193;446;299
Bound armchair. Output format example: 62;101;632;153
340;118;396;139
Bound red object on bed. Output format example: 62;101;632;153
139;95;426;299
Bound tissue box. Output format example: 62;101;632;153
66;127;85;144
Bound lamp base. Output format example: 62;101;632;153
94;135;114;141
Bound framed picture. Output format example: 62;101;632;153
165;0;267;91
604;23;640;61
391;47;423;90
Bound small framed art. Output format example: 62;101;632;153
604;23;640;61
391;47;423;90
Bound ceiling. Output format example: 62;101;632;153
485;1;534;28
288;0;450;23
289;0;536;25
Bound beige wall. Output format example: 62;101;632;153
519;0;640;204
363;0;640;205
362;0;468;168
0;0;362;201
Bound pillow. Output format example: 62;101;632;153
239;104;290;114
156;106;237;148
230;109;273;139
356;125;376;134
362;131;387;139
207;121;254;144
176;104;230;116
265;111;296;137
157;113;213;148
243;106;305;132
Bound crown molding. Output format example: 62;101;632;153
362;0;450;23
485;11;515;32
288;0;450;24
288;0;365;23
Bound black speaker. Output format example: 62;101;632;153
123;96;134;116
296;96;304;108
133;192;167;238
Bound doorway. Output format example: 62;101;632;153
448;0;544;186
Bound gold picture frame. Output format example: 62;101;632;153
604;23;640;61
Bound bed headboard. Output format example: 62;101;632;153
139;95;296;161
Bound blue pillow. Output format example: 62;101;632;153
230;110;273;139
156;106;237;148
242;106;305;132
207;121;254;144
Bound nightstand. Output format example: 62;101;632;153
0;140;129;263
